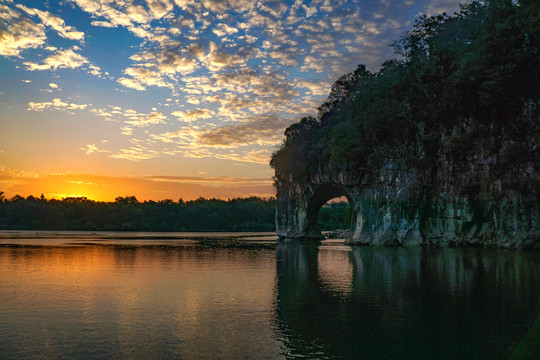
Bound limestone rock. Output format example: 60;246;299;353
275;162;539;249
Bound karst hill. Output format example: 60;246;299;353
271;0;539;248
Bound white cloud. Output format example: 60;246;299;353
196;116;289;147
16;4;85;41
121;126;134;136
125;4;151;23
200;0;252;13
130;49;199;75
212;23;239;37
87;64;103;77
0;4;46;56
302;4;318;18
152;114;293;150
117;77;147;91
90;20;116;28
171;108;215;122
146;0;174;20
296;79;332;96
204;42;249;71
125;112;166;127
118;66;174;90
27;98;90;112
81;143;110;155
215;148;271;164
92;105;157;126
110;146;159;161
23;48;89;71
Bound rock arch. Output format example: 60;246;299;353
305;184;354;240
274;167;424;245
274;165;539;247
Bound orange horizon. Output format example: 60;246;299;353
0;169;276;202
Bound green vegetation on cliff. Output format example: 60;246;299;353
271;0;539;197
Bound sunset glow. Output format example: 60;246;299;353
0;168;274;201
0;0;461;201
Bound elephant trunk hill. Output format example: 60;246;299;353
271;0;540;248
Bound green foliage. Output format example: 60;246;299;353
270;116;320;179
270;0;540;196
318;202;351;231
0;195;277;232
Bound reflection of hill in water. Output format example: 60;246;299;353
274;243;540;359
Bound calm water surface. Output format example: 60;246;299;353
0;231;538;359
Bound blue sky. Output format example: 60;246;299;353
0;0;461;200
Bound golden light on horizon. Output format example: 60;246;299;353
1;167;275;202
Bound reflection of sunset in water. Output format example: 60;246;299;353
317;247;353;295
0;244;280;359
1;240;540;359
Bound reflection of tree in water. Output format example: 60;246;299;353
274;243;540;359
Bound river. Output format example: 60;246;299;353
0;231;538;359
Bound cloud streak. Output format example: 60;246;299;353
27;98;90;112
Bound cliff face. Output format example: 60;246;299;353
275;159;539;248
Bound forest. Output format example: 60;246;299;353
0;192;349;232
271;0;539;197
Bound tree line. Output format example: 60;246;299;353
0;192;349;232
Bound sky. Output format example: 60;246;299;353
0;0;461;201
